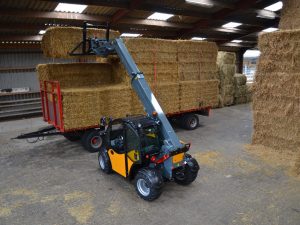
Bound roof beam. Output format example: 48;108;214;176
41;0;233;19
179;0;261;37
219;19;279;45
0;35;42;41
0;8;191;29
110;0;143;24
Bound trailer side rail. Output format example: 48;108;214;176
40;80;64;132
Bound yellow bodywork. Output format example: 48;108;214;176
108;149;138;177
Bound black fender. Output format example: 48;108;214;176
186;157;200;173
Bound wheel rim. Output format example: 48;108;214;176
90;136;102;148
189;118;197;128
137;178;150;196
99;154;105;169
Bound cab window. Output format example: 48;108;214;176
126;126;140;151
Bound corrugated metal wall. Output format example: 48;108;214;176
0;50;73;91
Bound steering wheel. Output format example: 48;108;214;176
115;135;124;149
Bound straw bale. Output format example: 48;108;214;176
218;64;236;83
130;52;177;64
179;80;219;110
41;27;120;58
217;51;236;65
252;111;300;151
177;40;218;53
37;63;115;88
111;62;178;84
61;85;131;130
279;0;300;30
216;51;237;107
252;29;300;152
222;95;234;106
178;63;217;81
234;85;247;97
124;38;177;53
131;82;180;115
257;30;300;74
234;73;247;86
254;72;300;97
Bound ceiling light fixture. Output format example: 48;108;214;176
262;27;278;32
256;9;277;19
264;1;283;12
191;37;207;41
39;30;46;35
147;12;174;21
231;40;242;43
120;33;141;37
185;0;214;8
222;22;242;29
54;3;87;13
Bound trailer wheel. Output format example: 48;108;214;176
81;129;102;153
181;114;199;130
63;132;82;142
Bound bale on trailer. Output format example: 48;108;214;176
179;80;219;111
61;85;132;130
41;27;120;58
37;63;116;88
177;40;218;82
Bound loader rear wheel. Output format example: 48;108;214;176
174;158;199;185
134;168;163;201
181;114;199;130
81;129;102;153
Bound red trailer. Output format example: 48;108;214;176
16;80;211;152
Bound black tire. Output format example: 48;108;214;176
174;158;199;185
63;132;82;141
81;129;102;153
181;114;199;130
98;149;112;174
134;168;163;201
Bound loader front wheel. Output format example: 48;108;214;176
98;149;112;174
81;129;102;153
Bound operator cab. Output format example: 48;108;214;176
104;115;162;157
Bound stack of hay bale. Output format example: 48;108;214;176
217;52;236;106
233;73;248;104
109;38;180;115
111;39;219;114
38;27;219;131
279;0;300;30
37;63;132;129
177;41;219;110
252;0;300;174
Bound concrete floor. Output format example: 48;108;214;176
0;103;299;225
